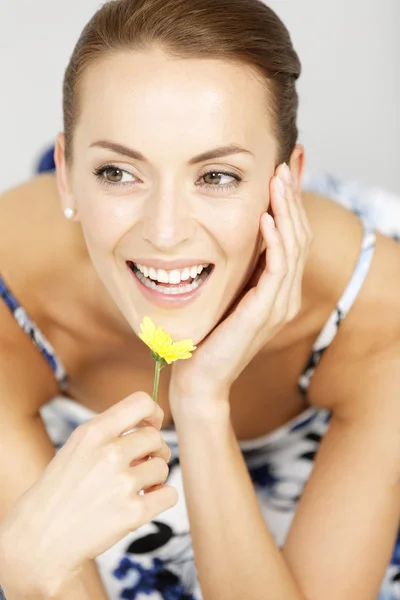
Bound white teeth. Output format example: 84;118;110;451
148;267;158;281
180;268;190;281
134;262;210;284
156;269;169;284
168;270;181;284
134;267;209;295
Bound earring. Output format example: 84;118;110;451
64;208;76;220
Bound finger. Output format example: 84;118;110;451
131;456;170;493
139;485;178;517
278;163;313;245
77;392;165;447
296;194;314;243
114;425;169;464
276;164;305;245
128;436;172;467
273;166;309;318
238;212;287;327
270;174;299;265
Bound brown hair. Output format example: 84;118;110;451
63;0;301;164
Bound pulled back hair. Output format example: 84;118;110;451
63;0;301;164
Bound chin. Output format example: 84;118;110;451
151;316;215;346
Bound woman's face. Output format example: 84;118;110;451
58;47;278;344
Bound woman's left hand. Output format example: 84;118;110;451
169;163;313;409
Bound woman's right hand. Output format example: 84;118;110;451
0;391;178;594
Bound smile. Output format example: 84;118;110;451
126;261;214;305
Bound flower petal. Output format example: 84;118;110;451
138;317;196;364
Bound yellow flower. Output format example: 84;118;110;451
139;316;197;402
139;316;196;364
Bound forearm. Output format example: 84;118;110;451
0;576;90;600
173;399;304;600
0;541;92;600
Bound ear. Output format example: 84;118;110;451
54;133;80;221
288;143;305;197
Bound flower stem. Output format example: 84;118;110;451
152;360;162;402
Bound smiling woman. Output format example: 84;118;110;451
0;1;400;600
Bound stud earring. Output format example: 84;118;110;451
64;208;76;220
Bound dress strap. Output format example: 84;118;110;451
298;225;376;397
0;274;69;392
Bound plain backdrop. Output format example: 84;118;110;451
0;0;399;194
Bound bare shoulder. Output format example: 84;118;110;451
0;173;66;268
0;172;58;213
0;173;62;413
301;190;400;412
0;173;84;411
0;299;59;416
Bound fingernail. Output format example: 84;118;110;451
276;176;285;197
282;163;292;184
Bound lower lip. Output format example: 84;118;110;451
128;264;213;308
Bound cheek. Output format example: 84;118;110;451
74;183;138;251
213;206;262;259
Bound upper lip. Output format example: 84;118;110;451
128;258;213;270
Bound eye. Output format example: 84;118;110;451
197;170;242;192
94;165;136;186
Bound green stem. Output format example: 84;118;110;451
152;360;162;402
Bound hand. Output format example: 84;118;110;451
169;163;313;408
0;392;177;596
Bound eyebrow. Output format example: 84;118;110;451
89;140;254;165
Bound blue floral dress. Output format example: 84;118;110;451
1;166;400;600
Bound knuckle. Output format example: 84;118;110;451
100;443;121;466
163;443;172;462
278;307;289;324
133;391;154;414
164;486;179;507
156;404;165;424
292;240;301;256
280;260;289;277
152;457;170;482
297;233;307;249
73;419;101;446
143;426;163;450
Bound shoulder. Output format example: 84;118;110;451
0;172;58;207
0;299;60;415
301;190;400;415
0;173;63;267
0;174;86;409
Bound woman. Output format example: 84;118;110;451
0;0;399;598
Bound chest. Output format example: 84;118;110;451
65;337;314;441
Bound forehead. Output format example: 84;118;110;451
76;48;274;150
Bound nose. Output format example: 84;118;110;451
142;189;196;252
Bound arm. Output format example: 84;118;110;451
0;328;109;599
173;400;304;600
0;414;99;600
173;344;400;600
282;342;400;600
